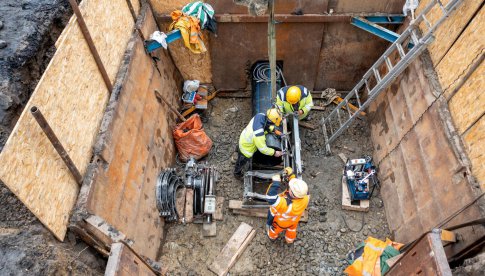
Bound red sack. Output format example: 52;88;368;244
173;114;212;161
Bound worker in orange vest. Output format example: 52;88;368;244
265;168;309;243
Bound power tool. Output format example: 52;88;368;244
344;155;379;201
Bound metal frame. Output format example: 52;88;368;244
321;0;464;152
351;17;414;47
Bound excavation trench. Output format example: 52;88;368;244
0;0;484;275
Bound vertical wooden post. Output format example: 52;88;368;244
268;0;277;98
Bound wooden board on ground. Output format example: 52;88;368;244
299;121;317;130
311;106;326;111
0;0;137;241
176;188;186;223
342;176;369;212
105;242;157;276
208;222;256;276
202;222;217;237
213;197;224;221
338;153;348;163
228;200;309;222
184;189;194;223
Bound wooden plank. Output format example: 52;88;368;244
311;105;326;111
0;0;136;241
299;121;317;130
417;0;482;66
184;189;194;223
333;96;366;116
202;222;217;237
213;197;224;221
440;230;457;243
462;116;485;191
175;188;186;223
436;5;484;99
338;153;348;163
228;200;308;222
341;176;369;212
105;243;157;276
448;62;485;135
209;222;255;276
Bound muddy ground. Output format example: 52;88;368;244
0;1;104;275
159;96;391;275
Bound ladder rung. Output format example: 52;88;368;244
372;68;382;83
354;89;362;108
410;30;420;44
344;100;352;118
385;57;393;71
364;79;371;93
422;14;433;30
336;108;343;127
396;44;406;58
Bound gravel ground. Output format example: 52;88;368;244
159;97;391;275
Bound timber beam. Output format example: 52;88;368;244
156;13;405;23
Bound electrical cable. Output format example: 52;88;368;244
341;212;365;232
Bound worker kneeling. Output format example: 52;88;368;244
276;85;314;120
265;169;309;244
234;108;283;177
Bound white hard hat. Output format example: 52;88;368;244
289;178;308;198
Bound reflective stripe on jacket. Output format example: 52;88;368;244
275;85;314;119
238;113;276;158
265;178;309;229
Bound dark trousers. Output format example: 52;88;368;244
234;149;251;177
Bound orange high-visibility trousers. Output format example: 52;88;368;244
267;221;298;243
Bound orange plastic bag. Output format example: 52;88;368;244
173;114;212;161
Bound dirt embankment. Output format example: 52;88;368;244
0;1;104;274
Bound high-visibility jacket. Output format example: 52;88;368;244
344;237;403;276
275;85;314;120
265;177;309;229
169;11;207;54
238;113;277;158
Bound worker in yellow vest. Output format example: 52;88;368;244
265;168;309;243
234;108;283;178
275;85;314;120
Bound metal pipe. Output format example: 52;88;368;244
67;0;113;93
30;106;83;186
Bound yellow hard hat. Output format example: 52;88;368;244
266;108;282;126
289;178;308;198
286;86;301;105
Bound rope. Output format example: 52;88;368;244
252;62;283;83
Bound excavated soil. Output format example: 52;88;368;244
0;1;104;274
159;97;391;275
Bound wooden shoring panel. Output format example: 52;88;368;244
0;0;137;241
448;62;485;135
416;0;482;66
463;116;485;191
81;6;180;260
436;4;484;98
105;243;157;276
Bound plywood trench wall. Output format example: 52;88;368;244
0;0;140;241
71;6;182;261
368;0;484;256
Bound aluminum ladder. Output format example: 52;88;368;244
321;0;463;153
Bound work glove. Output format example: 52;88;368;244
274;151;283;157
